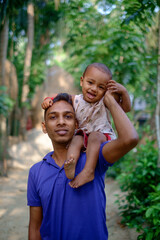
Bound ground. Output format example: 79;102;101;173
0;129;139;240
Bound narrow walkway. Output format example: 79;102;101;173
0;168;29;240
106;178;139;240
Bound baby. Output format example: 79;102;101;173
41;63;131;188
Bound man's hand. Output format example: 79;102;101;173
41;98;53;109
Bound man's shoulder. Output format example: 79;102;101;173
29;160;43;173
29;151;53;172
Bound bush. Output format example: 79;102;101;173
116;139;160;239
139;184;160;240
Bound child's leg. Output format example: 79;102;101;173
64;135;84;179
69;132;106;188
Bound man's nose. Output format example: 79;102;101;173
57;115;65;125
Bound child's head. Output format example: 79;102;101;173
80;63;112;103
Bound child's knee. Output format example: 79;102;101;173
88;132;106;144
71;135;84;147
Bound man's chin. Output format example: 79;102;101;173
54;137;71;145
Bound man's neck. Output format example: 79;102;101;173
52;143;68;167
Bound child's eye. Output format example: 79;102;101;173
88;81;93;85
99;86;105;90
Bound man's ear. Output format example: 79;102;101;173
42;122;47;134
80;76;83;87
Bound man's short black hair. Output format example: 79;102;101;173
44;93;74;119
53;93;73;105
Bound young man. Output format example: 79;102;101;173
27;92;138;240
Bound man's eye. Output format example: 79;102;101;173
65;115;72;119
50;116;56;119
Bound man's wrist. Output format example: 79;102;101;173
104;94;117;110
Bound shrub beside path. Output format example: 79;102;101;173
0;129;139;240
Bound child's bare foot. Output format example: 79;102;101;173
69;169;94;188
64;155;76;179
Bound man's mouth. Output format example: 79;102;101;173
55;129;68;136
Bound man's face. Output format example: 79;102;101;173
80;66;110;103
42;100;77;145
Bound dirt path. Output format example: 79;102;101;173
106;178;139;240
0;129;139;240
0;168;29;240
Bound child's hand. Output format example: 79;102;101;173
106;80;127;95
106;80;131;112
41;98;53;109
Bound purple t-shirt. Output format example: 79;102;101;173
27;142;113;240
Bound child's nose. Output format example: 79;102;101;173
91;85;97;92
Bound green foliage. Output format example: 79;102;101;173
137;184;160;240
58;0;158;112
3;0;158;115
0;0;29;30
121;0;159;31
28;46;48;99
9;1;61;106
0;86;14;117
116;139;160;238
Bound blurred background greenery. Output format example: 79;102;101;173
0;1;160;239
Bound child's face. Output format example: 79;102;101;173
80;66;110;103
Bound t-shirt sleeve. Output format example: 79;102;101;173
27;168;41;206
98;141;114;174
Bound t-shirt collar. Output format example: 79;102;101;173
43;151;64;169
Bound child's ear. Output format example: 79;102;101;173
80;76;83;87
42;122;47;134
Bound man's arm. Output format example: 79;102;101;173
28;206;43;240
102;91;138;164
106;80;131;112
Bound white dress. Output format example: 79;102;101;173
74;94;116;140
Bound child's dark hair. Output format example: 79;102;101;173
44;93;74;119
83;63;112;79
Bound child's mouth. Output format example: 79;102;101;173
87;92;96;100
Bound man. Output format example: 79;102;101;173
27;92;138;240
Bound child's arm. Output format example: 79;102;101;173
106;80;131;112
41;94;75;110
41;94;57;109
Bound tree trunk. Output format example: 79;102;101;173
156;9;160;166
20;2;34;140
0;16;9;176
0;16;9;85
